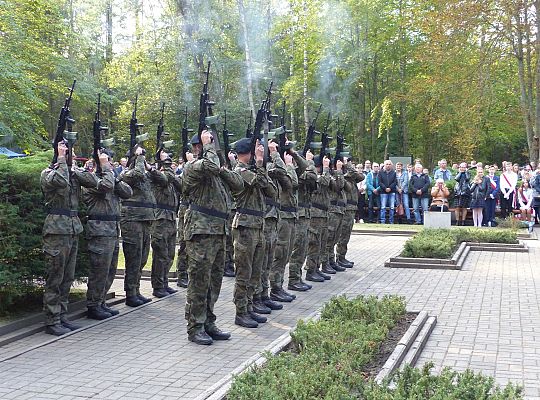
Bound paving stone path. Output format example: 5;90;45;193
1;234;539;399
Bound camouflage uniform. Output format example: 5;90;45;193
324;169;345;265
337;164;363;261
175;202;189;282
83;165;133;308
232;158;270;315
41;157;99;326
119;155;156;298
183;144;243;336
305;166;331;274
288;158;317;284
149;162;182;290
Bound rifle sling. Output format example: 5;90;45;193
236;207;265;217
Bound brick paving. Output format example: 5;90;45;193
1;234;540;399
0;235;404;400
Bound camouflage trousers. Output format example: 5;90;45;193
121;220;151;297
270;218;295;289
185;234;226;335
42;234;79;326
305;217;328;273
151;219;177;289
86;236;119;308
176;206;187;281
288;216;310;284
336;210;355;259
232;226;265;314
225;212;234;266
324;211;344;264
257;217;278;298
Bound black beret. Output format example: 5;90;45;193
190;134;200;145
313;155;322;167
234;137;252;155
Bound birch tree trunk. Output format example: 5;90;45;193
237;0;255;114
534;0;540;162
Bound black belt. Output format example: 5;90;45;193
347;201;357;206
312;203;328;211
189;204;229;220
48;208;78;217
155;203;176;212
236;207;265;217
122;200;156;209
330;200;346;207
280;206;297;213
298;202;311;209
265;197;280;208
88;214;120;222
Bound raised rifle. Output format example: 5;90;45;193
127;95;147;167
250;81;273;168
245;110;253;138
154;102;174;167
276;100;294;160
181;107;193;163
319;112;332;161
333;119;350;168
51;80;76;168
302;103;322;157
222;110;234;168
92;94;111;176
198;61;222;163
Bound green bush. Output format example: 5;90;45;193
228;295;406;400
401;228;518;259
0;151;89;313
363;362;522;399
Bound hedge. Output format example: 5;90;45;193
0;151;89;313
401;228;518;259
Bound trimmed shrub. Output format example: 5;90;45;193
0;152;89;313
401;228;518;259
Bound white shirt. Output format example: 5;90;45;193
500;172;518;198
518;188;534;209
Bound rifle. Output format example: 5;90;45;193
302;103;322;157
92;94;111;176
334;119;350;168
245;110;253;138
198;61;222;158
250;81;273;168
276;100;294;160
181;107;193;163
319;112;333;161
154;102;174;167
51;80;76;168
127;95;147;167
222;110;234;168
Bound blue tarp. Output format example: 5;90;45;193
0;147;26;158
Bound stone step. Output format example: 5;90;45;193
401;316;437;368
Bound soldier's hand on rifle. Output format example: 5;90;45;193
57;142;68;158
186;152;194;162
336;160;343;170
343;156;349;164
322;156;330;168
255;142;264;162
228;151;236;162
135;146;144;156
201;130;213;145
306;150;314;161
284;154;294;166
98;151;109;166
268;142;278;154
160;151;169;161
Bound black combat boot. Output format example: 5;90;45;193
152;288;169;298
126;296;144;307
287;281;309;292
205;325;231;340
305;271;324;282
45;323;71;336
332;262;347;272
100;303;120;316
261;296;283;310
177;274;189;288
321;262;337;275
189;330;213;345
87;306;112;320
278;288;296;300
270;289;293;303
137;294;152;304
316;270;331;280
248;311;267;323
235;313;258;328
337;258;353;269
252;298;272;314
165;286;178;294
299;280;313;290
223;262;236;277
60;317;82;331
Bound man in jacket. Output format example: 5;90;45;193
366;162;380;222
379;160;397;224
409;163;431;224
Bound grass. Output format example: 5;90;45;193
116;246;177;272
353;223;422;231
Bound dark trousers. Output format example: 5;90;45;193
485;198;496;225
356;194;366;221
368;194;380;222
500;193;514;218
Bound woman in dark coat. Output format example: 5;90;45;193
454;162;471;226
469;167;488;227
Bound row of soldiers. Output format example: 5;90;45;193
40;127;362;343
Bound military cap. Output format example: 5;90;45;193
190;134;200;145
313;155;322;167
234;137;252;155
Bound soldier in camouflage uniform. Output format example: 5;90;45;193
232;138;274;328
183;131;243;345
149;151;182;298
322;159;346;275
305;155;332;283
83;150;133;320
287;150;317;292
270;150;308;301
336;159;363;268
175;200;189;288
41;142;101;336
120;146;157;307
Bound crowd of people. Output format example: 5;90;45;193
355;158;540;231
41;133;362;345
